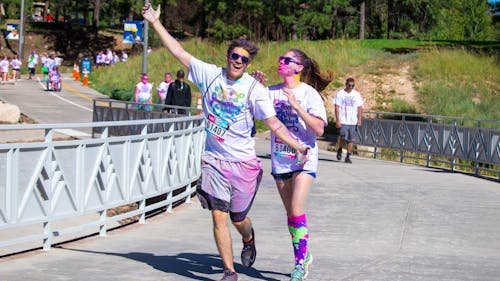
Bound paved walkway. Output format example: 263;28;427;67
1;76;500;280
0;74;111;143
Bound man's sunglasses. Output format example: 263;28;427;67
229;52;251;64
347;84;355;88
279;56;301;65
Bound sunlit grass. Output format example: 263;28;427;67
89;39;379;102
413;48;500;120
90;39;499;122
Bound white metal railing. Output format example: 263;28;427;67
0;116;205;256
358;112;500;180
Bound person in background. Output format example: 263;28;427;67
40;53;49;81
156;72;172;111
334;77;364;164
96;51;104;68
121;51;128;62
0;55;9;81
10;54;22;81
134;73;153;111
27;51;39;79
142;3;309;281
165;69;191;114
111;51;120;64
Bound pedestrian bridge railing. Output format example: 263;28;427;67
358;112;500;180
0;115;205;256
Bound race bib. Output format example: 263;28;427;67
274;137;296;159
205;113;230;142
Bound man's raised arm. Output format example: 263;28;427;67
142;3;192;67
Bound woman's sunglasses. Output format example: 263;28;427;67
279;56;301;65
229;52;251;64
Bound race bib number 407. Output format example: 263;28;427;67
206;114;230;142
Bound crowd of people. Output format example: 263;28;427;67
0;51;63;84
133;68;192;113
95;48;128;67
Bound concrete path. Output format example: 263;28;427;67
0;75;499;280
1;136;499;281
0;75;111;142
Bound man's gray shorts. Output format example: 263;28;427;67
339;124;358;142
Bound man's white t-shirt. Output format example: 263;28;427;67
269;83;327;174
157;81;171;101
334;89;364;125
10;59;21;70
28;54;38;68
188;57;276;162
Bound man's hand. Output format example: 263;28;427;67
142;3;161;24
296;146;310;166
250;70;267;85
336;120;341;129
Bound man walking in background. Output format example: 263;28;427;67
166;69;191;114
334;77;364;164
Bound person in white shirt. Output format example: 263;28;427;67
134;73;153;111
156;72;172;110
95;51;104;67
142;4;309;281
27;51;39;79
334;77;364;163
105;48;113;66
0;55;10;81
121;51;128;62
111;51;119;64
10;54;22;81
264;49;332;280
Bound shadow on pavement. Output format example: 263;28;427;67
58;247;288;281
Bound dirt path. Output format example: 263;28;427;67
325;54;421;115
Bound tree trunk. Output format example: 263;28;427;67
359;1;365;39
332;6;337;39
161;0;168;28
93;0;100;29
387;0;394;38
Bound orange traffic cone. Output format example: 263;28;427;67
75;65;80;81
4;72;8;81
82;73;88;86
196;94;202;115
72;63;77;79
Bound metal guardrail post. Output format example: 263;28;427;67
475;120;481;176
400;114;406;163
373;113;379;159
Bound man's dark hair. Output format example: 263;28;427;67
177;69;185;78
227;39;259;59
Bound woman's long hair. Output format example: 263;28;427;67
289;48;334;101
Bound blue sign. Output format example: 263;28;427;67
6;24;19;40
123;21;143;44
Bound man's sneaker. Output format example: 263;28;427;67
241;228;256;267
345;156;352;164
290;252;313;281
336;148;342;160
220;269;238;281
